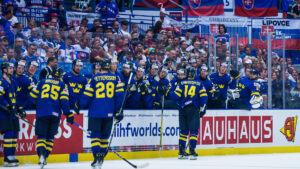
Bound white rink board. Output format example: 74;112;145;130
81;109;300;149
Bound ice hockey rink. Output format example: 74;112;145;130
6;153;300;169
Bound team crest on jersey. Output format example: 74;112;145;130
243;0;254;10
259;26;275;42
0;86;3;92
189;0;201;9
85;84;90;89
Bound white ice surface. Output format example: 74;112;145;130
8;153;300;169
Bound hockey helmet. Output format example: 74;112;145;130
52;67;64;78
101;58;111;70
186;67;196;78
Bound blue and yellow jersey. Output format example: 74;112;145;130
13;74;35;109
238;77;261;109
0;77;17;119
200;78;215;101
79;72;124;118
30;78;70;118
170;79;208;109
62;72;87;107
209;72;232;99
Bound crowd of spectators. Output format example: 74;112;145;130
0;1;300;109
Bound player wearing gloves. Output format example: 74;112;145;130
199;65;215;109
63;59;87;109
30;67;74;168
237;69;263;110
76;59;124;169
209;63;232;109
153;66;170;109
125;66;153;109
0;62;22;167
169;67;208;160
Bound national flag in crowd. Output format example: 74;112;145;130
234;0;278;17
182;0;224;16
134;0;179;8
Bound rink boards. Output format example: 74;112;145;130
0;109;300;165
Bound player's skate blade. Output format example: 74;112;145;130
38;154;46;169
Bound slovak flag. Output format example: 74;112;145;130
171;24;181;34
183;0;224;16
234;0;278;17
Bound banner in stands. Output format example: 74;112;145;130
134;0;179;8
182;0;224;16
0;113;83;156
23;0;49;22
66;11;100;27
171;16;250;45
252;19;300;50
234;0;278;17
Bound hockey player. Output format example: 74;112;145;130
237;69;263;110
227;70;242;109
85;62;101;80
26;61;39;84
125;66;152;109
63;59;87;109
209;63;231;109
13;61;36;110
199;65;215;109
30;67;74;168
0;62;25;167
119;62;133;89
168;67;207;160
153;66;170;109
76;59;124;169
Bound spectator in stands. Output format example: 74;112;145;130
215;24;230;46
112;20;121;35
96;0;119;26
287;0;299;18
181;29;192;45
155;6;171;31
73;38;91;62
39;47;55;62
120;20;131;38
107;43;117;60
89;19;101;32
72;0;92;12
59;37;76;63
90;39;107;63
14;37;27;56
2;47;15;61
24;43;38;63
40;29;54;57
28;27;41;46
0;10;14;45
23;19;36;38
0;36;9;53
53;31;64;52
6;4;18;27
14;23;24;39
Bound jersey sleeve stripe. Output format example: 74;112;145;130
115;88;124;92
85;88;94;92
60;96;69;100
84;91;93;97
32;89;40;94
251;92;260;96
174;91;182;97
30;92;38;98
200;93;208;97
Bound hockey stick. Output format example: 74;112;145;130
107;72;133;149
73;119;149;169
0;104;35;127
159;95;165;154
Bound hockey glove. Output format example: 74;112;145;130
17;107;26;118
199;104;206;118
114;110;124;123
74;101;80;114
65;113;74;125
157;85;168;96
153;101;160;109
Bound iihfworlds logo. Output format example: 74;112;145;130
280;116;297;142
